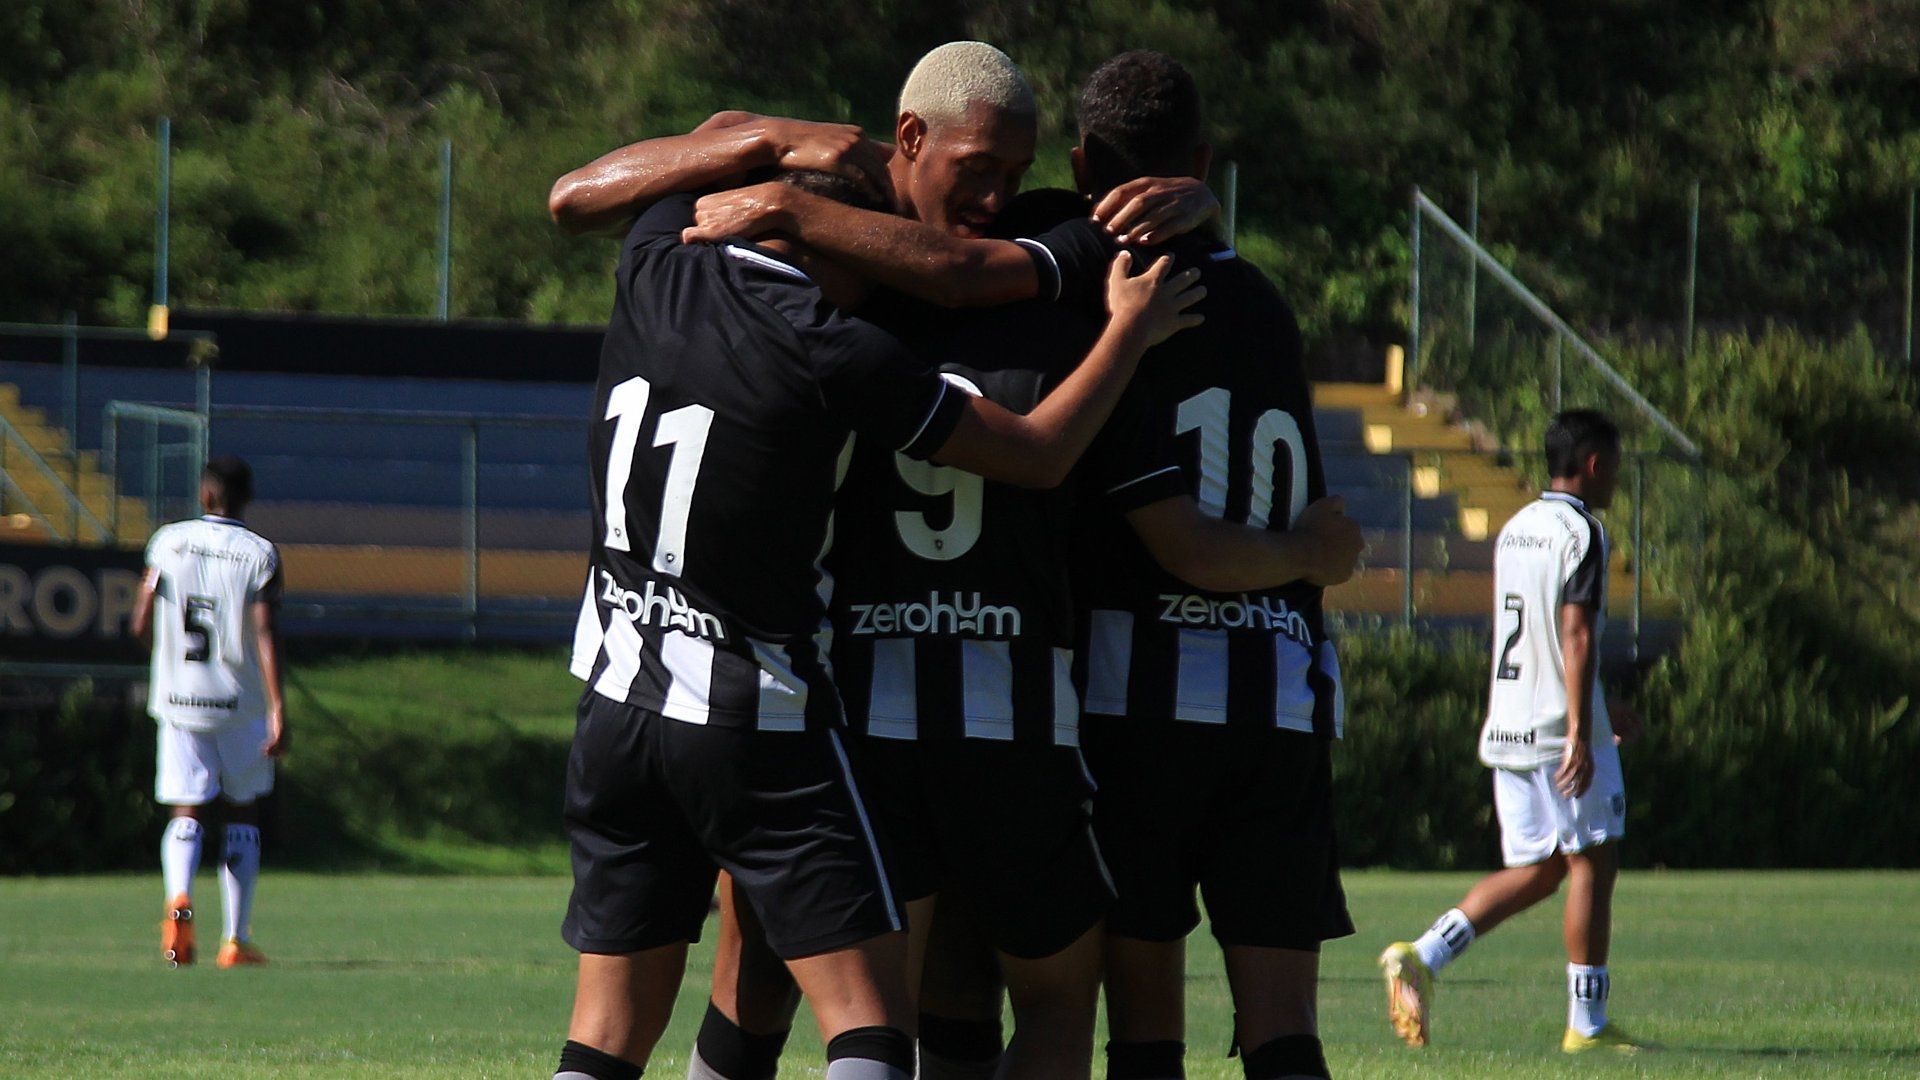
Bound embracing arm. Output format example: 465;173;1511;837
930;254;1203;487
547;113;888;235
683;176;1220;308
688;183;1041;306
1126;495;1365;592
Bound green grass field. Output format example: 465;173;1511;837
2;870;1914;1078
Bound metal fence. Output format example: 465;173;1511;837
111;402;587;639
1407;188;1707;650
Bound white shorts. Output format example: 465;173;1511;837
155;720;276;806
1492;738;1625;867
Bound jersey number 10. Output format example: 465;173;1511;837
603;375;716;577
1175;387;1309;527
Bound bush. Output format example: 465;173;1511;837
0;679;165;873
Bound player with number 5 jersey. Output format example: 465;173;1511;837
133;456;285;971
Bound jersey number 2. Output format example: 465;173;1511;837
603;375;715;577
1496;593;1524;680
1174;387;1308;527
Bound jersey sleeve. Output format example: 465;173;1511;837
813;320;967;461
253;545;285;605
1022;216;1115;310
623;192;698;256
1077;381;1186;513
142;526;174;597
1562;516;1607;608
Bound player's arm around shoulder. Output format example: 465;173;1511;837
548;113;889;236
1125;493;1364;593
930;253;1204;489
685;183;1045;307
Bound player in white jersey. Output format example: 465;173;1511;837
1380;410;1645;1054
131;457;287;969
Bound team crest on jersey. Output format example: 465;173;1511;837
1156;592;1314;646
848;591;1022;638
599;570;727;642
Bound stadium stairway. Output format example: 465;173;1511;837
1314;356;1677;623
0;383;148;547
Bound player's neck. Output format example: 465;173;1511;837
757;238;870;309
1546;481;1587;505
888;157;917;221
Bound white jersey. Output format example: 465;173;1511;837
1479;492;1611;769
145;515;283;731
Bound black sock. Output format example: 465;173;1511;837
695;1001;789;1080
1107;1039;1186;1079
825;1025;915;1074
918;1012;1004;1065
1241;1034;1329;1079
555;1039;643;1080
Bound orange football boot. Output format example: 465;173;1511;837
161;894;195;967
216;939;268;968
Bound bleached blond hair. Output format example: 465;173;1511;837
896;41;1036;127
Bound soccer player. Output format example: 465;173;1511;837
553;158;1201;1080
131;456;287;970
1379;409;1645;1055
686;51;1365;1080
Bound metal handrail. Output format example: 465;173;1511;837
1412;189;1702;460
0;412;111;543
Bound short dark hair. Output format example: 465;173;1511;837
1076;50;1204;191
202;455;254;509
776;169;893;215
1545;410;1621;477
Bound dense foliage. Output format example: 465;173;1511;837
5;1;1918;352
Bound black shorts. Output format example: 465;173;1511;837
1081;720;1353;951
851;735;1114;960
562;691;904;960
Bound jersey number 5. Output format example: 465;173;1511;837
183;595;217;663
1175;387;1308;527
603;375;715;577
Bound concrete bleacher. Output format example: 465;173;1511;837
2;352;1675;645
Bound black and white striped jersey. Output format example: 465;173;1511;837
569;195;967;730
1031;217;1345;737
827;283;1181;747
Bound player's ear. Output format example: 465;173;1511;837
1192;140;1212;183
1070;145;1090;195
896;111;926;161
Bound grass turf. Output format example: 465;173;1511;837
1;870;1914;1077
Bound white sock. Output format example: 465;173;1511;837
1412;907;1475;974
220;824;262;941
161;817;203;902
1568;963;1609;1036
